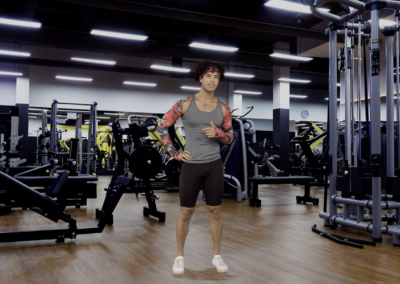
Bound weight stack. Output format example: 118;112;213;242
337;167;369;195
336;177;349;193
386;177;400;196
337;166;350;193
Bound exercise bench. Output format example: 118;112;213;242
248;176;318;207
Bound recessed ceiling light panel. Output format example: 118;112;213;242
0;50;30;57
0;71;23;76
181;86;201;91
71;57;116;65
56;76;93;82
189;42;238;52
234;90;262;95
151;65;190;73
278;78;311;83
123;81;157;87
270;53;313;61
0;17;41;28
91;29;148;41
225;72;254;78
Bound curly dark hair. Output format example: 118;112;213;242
194;61;225;82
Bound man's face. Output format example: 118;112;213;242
200;71;220;93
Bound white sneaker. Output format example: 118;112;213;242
173;256;184;274
212;255;228;273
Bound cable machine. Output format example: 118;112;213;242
303;0;400;246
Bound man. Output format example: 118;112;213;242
158;61;234;274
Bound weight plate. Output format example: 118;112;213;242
165;159;181;183
129;146;161;179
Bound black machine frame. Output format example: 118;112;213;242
0;120;165;244
290;123;329;186
96;119;166;224
12;161;97;209
0;169;126;243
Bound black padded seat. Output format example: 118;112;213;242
9;166;97;208
13;165;97;186
248;175;318;207
248;176;315;184
46;171;70;198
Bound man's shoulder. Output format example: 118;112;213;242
173;96;192;108
182;96;193;106
219;101;230;111
180;96;193;114
183;95;193;102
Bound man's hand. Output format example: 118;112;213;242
202;121;218;138
179;150;192;162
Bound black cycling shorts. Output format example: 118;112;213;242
179;158;224;208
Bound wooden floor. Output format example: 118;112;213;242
1;177;400;284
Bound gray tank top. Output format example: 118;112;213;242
182;95;224;164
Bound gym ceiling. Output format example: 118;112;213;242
0;0;351;86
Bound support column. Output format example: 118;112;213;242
385;32;395;178
368;5;383;243
344;25;352;165
328;24;338;228
16;65;30;166
273;42;290;176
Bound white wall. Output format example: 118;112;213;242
29;65;333;121
29;66;230;113
290;99;328;121
28;118;42;136
242;93;273;119
233;94;242;115
242;86;329;122
0;77;17;106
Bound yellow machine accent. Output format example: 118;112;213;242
50;123;113;167
149;131;167;152
310;123;326;150
96;129;114;168
175;131;186;149
59;139;70;152
148;119;186;154
47;124;89;131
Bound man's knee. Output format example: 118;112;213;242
207;206;221;221
179;207;195;222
